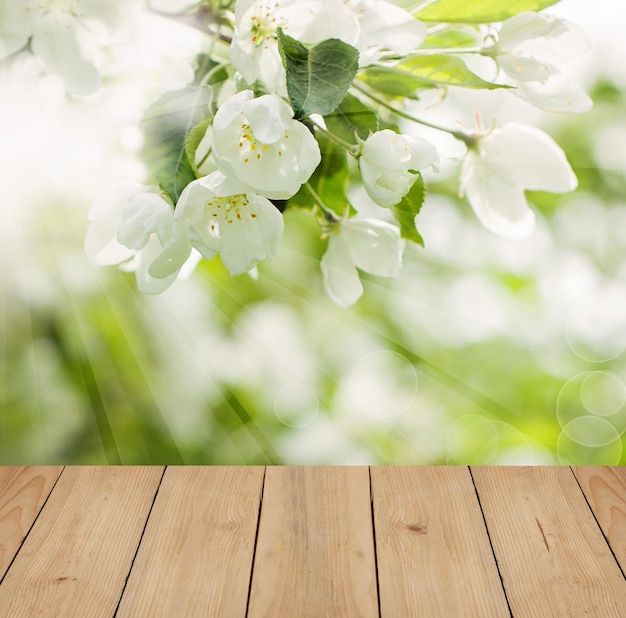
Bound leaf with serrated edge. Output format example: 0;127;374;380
391;175;425;245
416;0;559;23
278;29;359;119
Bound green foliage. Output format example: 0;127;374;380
391;174;425;245
325;94;378;143
288;134;351;216
140;85;213;204
277;29;359;119
416;0;560;23
359;66;432;99
185;118;212;175
380;55;507;91
423;26;481;49
360;54;507;99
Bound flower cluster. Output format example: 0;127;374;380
0;0;141;94
0;0;589;306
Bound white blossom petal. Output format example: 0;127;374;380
514;77;593;114
117;192;174;250
460;154;536;239
343;219;404;277
218;194;284;275
133;235;181;294
213;91;321;199
360;130;438;207
85;181;149;265
0;0;34;59
31;15;101;95
354;0;426;64
147;224;193;279
478;123;577;193
460;123;577;238
321;234;363;307
243;94;292;144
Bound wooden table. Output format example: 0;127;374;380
0;467;624;617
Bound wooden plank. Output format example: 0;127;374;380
472;467;626;617
247;466;378;617
116;466;265;618
0;467;63;580
0;466;163;617
573;466;626;575
371;467;509;617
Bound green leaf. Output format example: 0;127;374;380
391;175;425;245
423;26;481;49
277;29;359;119
392;55;507;90
289;133;351;216
185;118;212;175
324;94;378;144
140;85;213;203
359;66;433;99
416;0;559;23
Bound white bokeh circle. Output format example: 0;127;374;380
556;371;626;436
446;415;500;464
580;371;626;417
274;383;319;428
560;416;621;448
557;425;622;465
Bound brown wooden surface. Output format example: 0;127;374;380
0;467;62;580
573;466;626;576
117;466;264;618
247;466;378;618
472;466;626;617
0;466;624;617
371;467;510;617
0;467;163;617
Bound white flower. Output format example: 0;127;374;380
230;0;359;93
459;123;578;239
0;0;139;95
351;0;426;65
359;129;438;208
321;217;404;307
493;12;592;113
175;171;284;276
212;90;321;200
85;181;195;293
0;1;34;59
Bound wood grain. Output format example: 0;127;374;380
0;467;62;580
247;466;378;618
116;466;265;618
472;466;626;617
0;466;163;617
573;466;626;575
371;467;509;617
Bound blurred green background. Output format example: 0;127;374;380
1;3;625;465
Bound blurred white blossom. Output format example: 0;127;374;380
359;129;438;207
85;181;196;293
351;0;426;65
321;217;404;306
493;11;592;112
459;122;577;239
0;0;140;95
